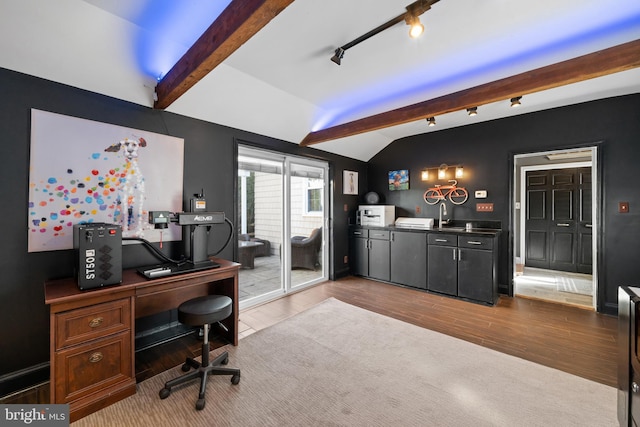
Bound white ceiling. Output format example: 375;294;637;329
1;0;639;161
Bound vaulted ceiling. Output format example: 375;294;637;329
2;0;639;161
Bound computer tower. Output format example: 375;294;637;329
73;223;122;290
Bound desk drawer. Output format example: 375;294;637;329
56;299;131;350
54;331;132;403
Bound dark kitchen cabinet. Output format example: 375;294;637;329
390;230;427;289
457;236;497;304
349;227;390;281
351;226;499;305
427;234;457;295
428;233;498;305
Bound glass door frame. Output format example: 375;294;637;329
237;145;329;310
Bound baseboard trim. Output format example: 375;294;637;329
0;362;49;398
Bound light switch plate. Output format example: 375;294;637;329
475;190;487;198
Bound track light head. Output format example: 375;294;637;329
406;15;424;38
427;117;436;126
331;47;345;65
467;107;478;116
510;96;522;107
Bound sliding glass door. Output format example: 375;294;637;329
237;146;328;308
288;159;327;290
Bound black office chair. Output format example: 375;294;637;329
159;295;240;410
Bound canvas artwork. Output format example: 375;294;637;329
343;170;358;195
28;109;184;252
388;169;409;191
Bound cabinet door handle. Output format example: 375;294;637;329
88;317;104;328
353;231;362;235
585;224;592;228
466;241;482;245
458;248;462;261
453;248;457;261
557;223;570;227
89;352;103;363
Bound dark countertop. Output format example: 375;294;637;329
350;224;501;236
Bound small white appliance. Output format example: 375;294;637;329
394;217;435;229
357;205;395;227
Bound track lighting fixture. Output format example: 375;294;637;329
331;48;345;65
467;107;478;116
510;96;522;107
427;117;436;126
406;15;424;38
330;0;439;65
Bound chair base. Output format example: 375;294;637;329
159;342;240;411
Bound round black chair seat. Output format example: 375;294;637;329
178;295;232;326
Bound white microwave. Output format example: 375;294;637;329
357;205;395;227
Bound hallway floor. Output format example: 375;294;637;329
514;266;593;309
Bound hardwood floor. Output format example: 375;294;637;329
0;275;618;405
239;276;617;388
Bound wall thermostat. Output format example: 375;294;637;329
475;190;487;198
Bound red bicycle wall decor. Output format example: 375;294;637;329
423;180;469;205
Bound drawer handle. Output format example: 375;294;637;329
557;223;570;227
88;317;104;328
89;352;103;363
585;224;592;228
467;241;482;245
434;239;448;242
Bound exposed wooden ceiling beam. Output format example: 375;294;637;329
154;0;294;109
300;39;640;147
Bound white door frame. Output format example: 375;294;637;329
513;147;598;309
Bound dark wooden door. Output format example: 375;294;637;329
577;168;593;274
525;168;592;273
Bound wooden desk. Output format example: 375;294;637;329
44;257;239;422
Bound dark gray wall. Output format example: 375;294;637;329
0;68;366;395
368;93;640;315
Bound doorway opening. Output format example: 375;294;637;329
512;147;598;310
237;145;329;310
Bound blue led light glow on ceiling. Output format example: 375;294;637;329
312;10;640;132
134;0;232;80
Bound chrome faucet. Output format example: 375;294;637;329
439;202;448;229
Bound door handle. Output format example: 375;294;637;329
556;223;570;227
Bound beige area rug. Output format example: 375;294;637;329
73;298;616;427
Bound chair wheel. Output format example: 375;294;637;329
196;398;205;410
221;356;229;365
159;387;171;399
181;363;191;372
231;374;240;385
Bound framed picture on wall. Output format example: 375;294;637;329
343;170;358;195
389;169;409;191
